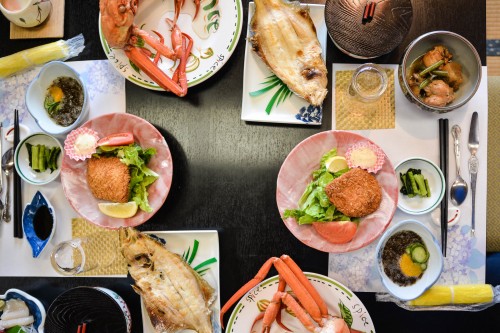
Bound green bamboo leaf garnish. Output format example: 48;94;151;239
250;74;293;115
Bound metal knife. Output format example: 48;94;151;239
468;112;479;236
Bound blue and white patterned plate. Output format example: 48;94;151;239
0;288;46;333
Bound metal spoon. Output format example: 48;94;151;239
1;148;14;222
450;125;468;206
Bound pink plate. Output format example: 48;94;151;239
276;130;398;253
61;113;173;229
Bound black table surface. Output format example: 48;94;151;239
1;1;498;332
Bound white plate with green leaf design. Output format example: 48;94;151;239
142;230;221;333
241;3;327;125
99;0;243;91
225;272;375;333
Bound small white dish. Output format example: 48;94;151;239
25;61;89;136
15;133;63;185
395;157;445;215
431;206;461;227
23;191;56;258
0;288;46;333
4;123;30;143
376;219;444;301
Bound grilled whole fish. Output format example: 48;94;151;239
250;0;328;106
119;228;215;333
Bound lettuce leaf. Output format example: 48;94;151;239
283;148;354;225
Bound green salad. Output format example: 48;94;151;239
283;148;358;225
95;144;158;212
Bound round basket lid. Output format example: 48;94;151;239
325;0;413;59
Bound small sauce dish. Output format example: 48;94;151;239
0;288;46;333
23;191;56;258
4;123;30;143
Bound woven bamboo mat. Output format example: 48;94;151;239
334;69;395;130
71;218;128;276
487;77;500;252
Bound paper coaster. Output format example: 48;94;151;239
335;69;396;130
10;0;65;39
71;218;128;276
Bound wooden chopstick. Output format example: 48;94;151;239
439;118;449;256
13;109;23;238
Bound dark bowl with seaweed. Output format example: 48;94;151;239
398;31;481;113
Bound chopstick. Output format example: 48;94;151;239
77;323;87;333
13;109;23;238
439;118;449;256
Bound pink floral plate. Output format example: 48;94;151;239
276;130;398;253
60;113;173;229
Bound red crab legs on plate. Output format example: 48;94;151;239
220;255;355;333
99;0;197;96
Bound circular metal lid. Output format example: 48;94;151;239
325;0;413;59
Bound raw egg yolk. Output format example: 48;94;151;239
399;253;423;277
49;86;64;102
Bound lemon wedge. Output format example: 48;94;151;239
98;202;138;218
325;156;348;173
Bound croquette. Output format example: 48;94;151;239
87;156;130;203
325;168;382;217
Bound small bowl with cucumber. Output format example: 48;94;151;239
395;157;445;215
15;133;63;185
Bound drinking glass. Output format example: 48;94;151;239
50;231;118;276
348;63;388;102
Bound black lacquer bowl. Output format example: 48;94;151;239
45;287;131;333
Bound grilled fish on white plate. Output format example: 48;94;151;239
119;227;215;333
250;0;328;106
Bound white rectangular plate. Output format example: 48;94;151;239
241;3;327;125
141;230;221;333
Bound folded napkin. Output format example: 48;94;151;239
376;284;500;311
0;34;85;79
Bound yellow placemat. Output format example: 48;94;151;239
335;69;395;130
487;76;500;252
72;218;128;276
10;0;65;39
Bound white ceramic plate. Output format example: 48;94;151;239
375;219;444;301
225;272;375;333
15;133;63;185
141;230;221;333
241;3;327;125
99;0;243;91
395;157;445;215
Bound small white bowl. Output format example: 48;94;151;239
395;157;445;215
25;61;89;136
15;133;63;185
376;219;444;301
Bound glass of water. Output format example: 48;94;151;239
50;232;118;275
348;63;388;102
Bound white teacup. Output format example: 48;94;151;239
0;0;52;28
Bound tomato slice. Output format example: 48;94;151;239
97;132;134;147
312;221;358;244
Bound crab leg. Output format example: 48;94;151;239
131;26;177;60
174;0;201;23
281;255;329;318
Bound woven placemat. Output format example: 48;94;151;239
71;218;127;276
335;69;395;130
487;77;500;252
